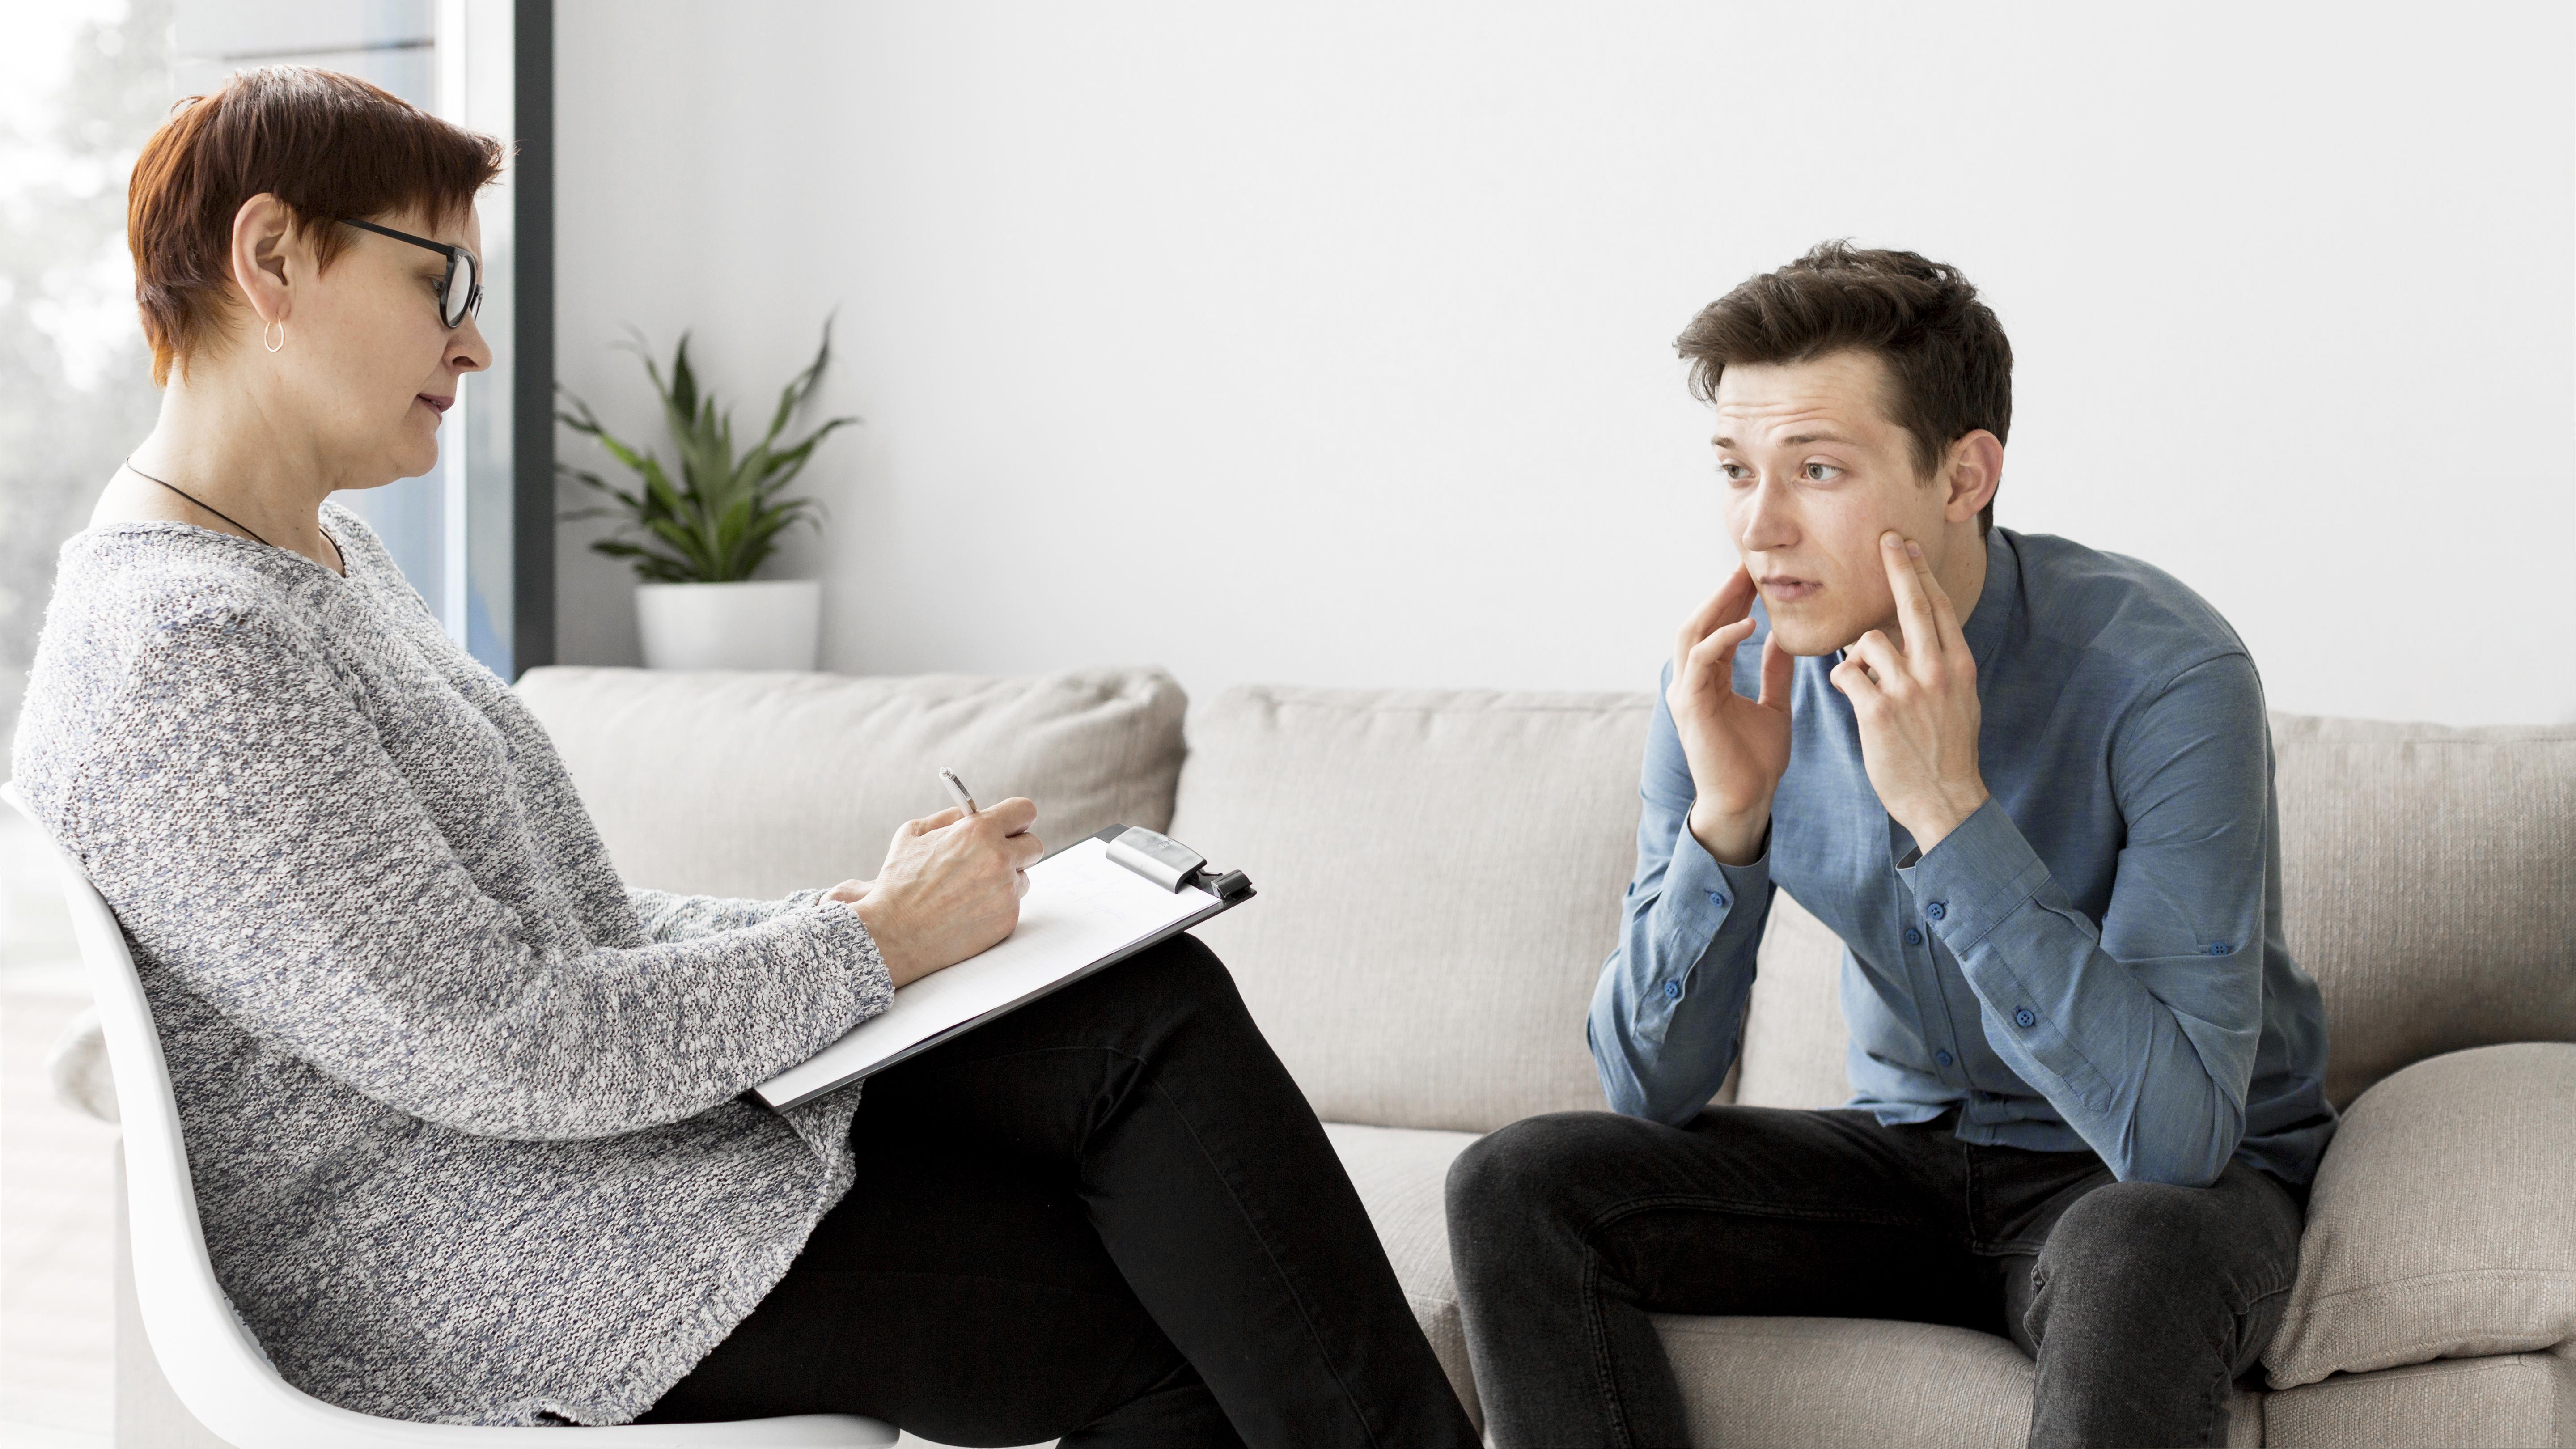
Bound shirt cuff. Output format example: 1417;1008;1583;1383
1656;819;1771;952
1895;797;2051;952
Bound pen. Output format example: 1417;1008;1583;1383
938;767;979;816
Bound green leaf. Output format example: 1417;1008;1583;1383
558;318;860;584
761;315;837;452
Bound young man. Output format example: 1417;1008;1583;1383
1445;243;2337;1449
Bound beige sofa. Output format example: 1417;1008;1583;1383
101;665;2576;1446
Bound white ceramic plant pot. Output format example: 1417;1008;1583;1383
635;580;821;670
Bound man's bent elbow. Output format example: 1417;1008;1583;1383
2112;1104;2243;1189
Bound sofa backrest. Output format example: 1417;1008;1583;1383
517;667;2571;1128
2264;715;2574;1106
1169;685;1657;1132
1175;685;2576;1131
516;666;1188;899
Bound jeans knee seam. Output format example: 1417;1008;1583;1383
1577;1250;1638;1448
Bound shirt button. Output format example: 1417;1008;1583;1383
1927;902;1948;921
2013;1007;2037;1029
1935;1049;1954;1067
1904;928;1924;946
1663;980;1683;1000
1706;891;1728;909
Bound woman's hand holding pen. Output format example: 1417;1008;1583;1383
847;796;1042;987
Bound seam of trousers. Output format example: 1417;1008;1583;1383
1140;1072;1386;1449
1576;1240;1637;1449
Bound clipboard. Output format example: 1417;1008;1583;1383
754;825;1255;1110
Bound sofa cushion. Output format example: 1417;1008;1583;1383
1323;1122;1483;1429
1652;1315;2263;1447
2261;1345;2574;1449
514;666;1186;899
1172;686;1659;1131
1735;890;1854;1110
2267;716;2576;1107
2262;1042;2576;1389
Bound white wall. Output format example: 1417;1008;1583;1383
553;1;2576;725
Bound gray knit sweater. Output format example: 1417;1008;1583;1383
10;502;893;1426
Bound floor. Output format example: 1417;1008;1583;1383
1;806;117;1449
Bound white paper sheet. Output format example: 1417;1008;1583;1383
754;836;1220;1108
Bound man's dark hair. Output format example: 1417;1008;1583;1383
1676;241;2012;534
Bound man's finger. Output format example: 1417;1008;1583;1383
1756;630;1796;713
1850;628;1907;687
911;807;965;835
1906;539;1968;654
1682;616;1759;695
1828;654;1880;702
1674;564;1758;668
1881;532;1939;657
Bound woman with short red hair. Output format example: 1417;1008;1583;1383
13;66;1474;1446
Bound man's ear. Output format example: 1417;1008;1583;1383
229;192;305;328
1941;430;2004;525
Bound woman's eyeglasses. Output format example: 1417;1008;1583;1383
338;218;483;330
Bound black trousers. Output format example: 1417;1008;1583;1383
641;934;1477;1449
1446;1104;2305;1449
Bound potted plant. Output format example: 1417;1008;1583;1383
556;321;856;670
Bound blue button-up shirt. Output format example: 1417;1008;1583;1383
1589;528;2339;1188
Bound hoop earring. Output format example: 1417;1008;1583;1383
263;319;286;353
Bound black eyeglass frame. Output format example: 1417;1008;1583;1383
339;217;484;329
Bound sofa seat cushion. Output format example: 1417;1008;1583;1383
2263;1042;2576;1390
1324;1121;1483;1428
514;666;1186;899
1174;686;1660;1131
2262;1345;2575;1449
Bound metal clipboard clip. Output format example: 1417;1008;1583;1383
1104;826;1254;901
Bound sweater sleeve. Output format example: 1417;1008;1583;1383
68;607;892;1142
629;885;833;941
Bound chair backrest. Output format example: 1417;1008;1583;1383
0;783;894;1448
0;782;406;1445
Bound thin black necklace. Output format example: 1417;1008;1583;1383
122;459;343;572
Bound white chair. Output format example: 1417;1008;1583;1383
0;781;897;1449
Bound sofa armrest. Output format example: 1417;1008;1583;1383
2262;1042;2576;1388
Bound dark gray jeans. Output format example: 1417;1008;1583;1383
1446;1104;2304;1448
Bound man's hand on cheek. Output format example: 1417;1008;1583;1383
1830;532;1989;854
